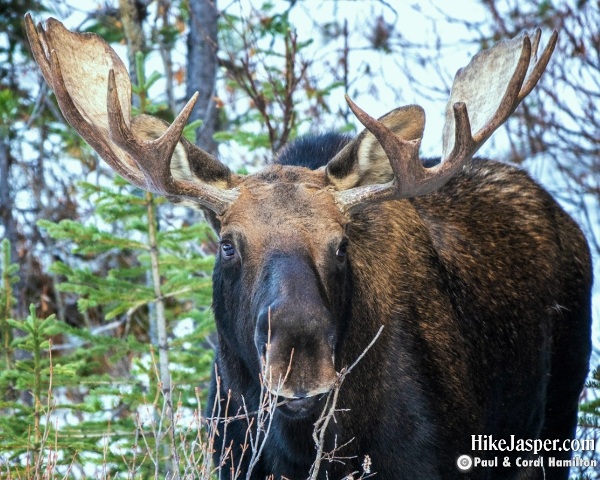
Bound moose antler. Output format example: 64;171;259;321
334;29;557;209
24;14;239;214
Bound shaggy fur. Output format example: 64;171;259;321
207;133;592;480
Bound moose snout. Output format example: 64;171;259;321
255;304;337;399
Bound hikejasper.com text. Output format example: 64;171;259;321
472;435;595;456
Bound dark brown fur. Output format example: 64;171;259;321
208;143;592;479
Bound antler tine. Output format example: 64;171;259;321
530;28;542;57
107;71;239;214
518;29;558;102
25;14;52;87
424;101;475;187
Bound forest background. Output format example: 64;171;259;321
0;0;599;478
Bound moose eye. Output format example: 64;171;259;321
221;242;236;259
336;241;348;259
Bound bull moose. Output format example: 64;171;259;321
26;14;592;480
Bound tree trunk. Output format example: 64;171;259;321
0;139;15;250
186;0;219;157
0;137;21;314
118;0;146;107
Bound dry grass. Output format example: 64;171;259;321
1;329;382;480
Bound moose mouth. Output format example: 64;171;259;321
278;394;326;417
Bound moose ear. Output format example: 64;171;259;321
325;105;425;190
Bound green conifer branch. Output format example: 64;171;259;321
1;238;16;369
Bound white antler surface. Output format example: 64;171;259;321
442;29;557;158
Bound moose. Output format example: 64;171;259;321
26;14;592;480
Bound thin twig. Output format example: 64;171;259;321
309;325;384;480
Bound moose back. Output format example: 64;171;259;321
26;15;592;479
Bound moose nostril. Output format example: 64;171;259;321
255;306;274;353
294;389;308;399
257;304;279;335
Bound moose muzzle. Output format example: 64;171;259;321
254;253;338;403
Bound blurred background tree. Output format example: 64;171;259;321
0;0;598;477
